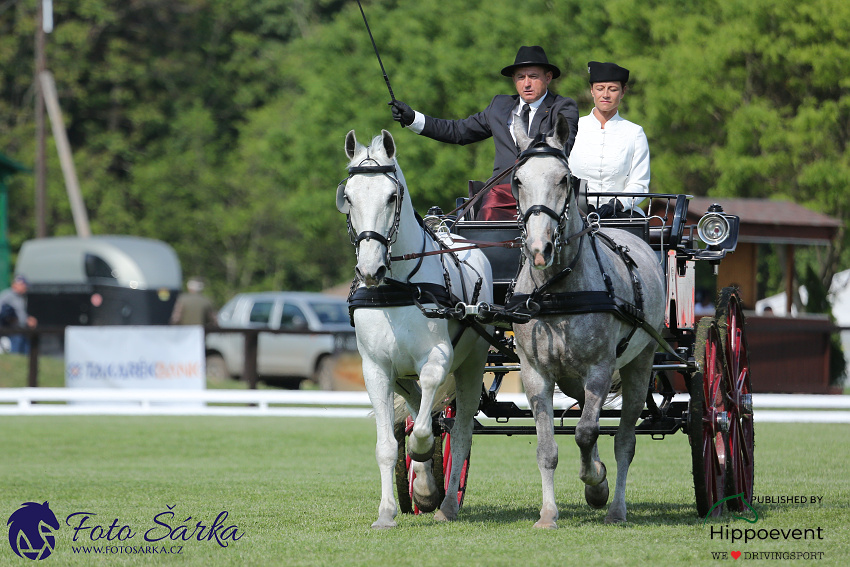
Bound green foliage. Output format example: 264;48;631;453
1;0;849;302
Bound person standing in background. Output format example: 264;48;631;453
0;275;38;354
170;277;217;327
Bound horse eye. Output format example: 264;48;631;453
388;193;397;203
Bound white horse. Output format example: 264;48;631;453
510;116;666;526
337;129;493;528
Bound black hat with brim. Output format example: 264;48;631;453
587;61;629;84
501;46;561;79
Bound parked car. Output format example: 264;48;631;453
205;291;355;389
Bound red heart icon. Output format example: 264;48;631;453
731;551;742;560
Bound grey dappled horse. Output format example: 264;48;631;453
511;115;666;527
338;129;493;528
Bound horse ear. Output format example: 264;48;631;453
513;116;532;151
345;130;358;160
380;129;396;160
551;114;570;150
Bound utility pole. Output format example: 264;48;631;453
34;0;48;238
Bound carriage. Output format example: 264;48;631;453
393;189;752;521
340;127;753;527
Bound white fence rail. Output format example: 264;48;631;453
0;389;848;421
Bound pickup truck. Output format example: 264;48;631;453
205;291;356;389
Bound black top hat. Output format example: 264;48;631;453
587;61;629;84
501;46;561;79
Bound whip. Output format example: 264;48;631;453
356;0;402;122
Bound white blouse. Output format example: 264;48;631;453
568;110;650;209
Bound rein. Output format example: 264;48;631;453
390;235;521;262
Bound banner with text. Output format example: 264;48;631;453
65;326;205;390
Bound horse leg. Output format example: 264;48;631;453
435;347;486;522
520;361;559;529
408;350;451;461
606;346;654;524
575;368;612;510
408;350;452;512
363;360;399;529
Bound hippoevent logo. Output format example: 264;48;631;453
6;503;244;560
7;502;60;560
706;493;826;561
704;493;759;525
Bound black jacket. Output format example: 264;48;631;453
420;92;578;180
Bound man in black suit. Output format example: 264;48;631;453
391;46;578;220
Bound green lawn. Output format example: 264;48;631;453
0;417;847;566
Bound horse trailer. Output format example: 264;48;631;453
14;235;182;327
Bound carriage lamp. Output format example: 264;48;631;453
697;204;731;247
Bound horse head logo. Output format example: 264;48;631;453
7;502;60;560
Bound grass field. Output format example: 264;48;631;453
1;416;848;566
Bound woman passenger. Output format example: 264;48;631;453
568;61;650;218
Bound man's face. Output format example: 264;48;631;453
513;66;553;103
11;280;27;295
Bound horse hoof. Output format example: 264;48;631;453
371;518;397;529
533;519;558;529
434;509;455;522
413;491;441;513
604;514;626;525
585;479;610;509
533;508;558;529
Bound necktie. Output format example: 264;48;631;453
520;103;531;135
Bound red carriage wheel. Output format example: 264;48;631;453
441;405;471;509
716;288;755;510
688;316;729;517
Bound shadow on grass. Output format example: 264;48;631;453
457;500;702;527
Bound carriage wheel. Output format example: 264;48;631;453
716;288;755;510
441;404;471;509
398;407;470;514
687;316;729;517
394;417;414;514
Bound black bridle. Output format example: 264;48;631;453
337;157;405;255
511;139;577;251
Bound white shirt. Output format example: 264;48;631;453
568;110;650;209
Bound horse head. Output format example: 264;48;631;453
512;114;575;269
7;501;60;560
339;129;409;287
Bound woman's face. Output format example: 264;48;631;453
590;81;624;114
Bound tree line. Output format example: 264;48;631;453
1;0;848;305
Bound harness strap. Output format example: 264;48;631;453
506;290;619;316
347;280;454;325
468;320;520;363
